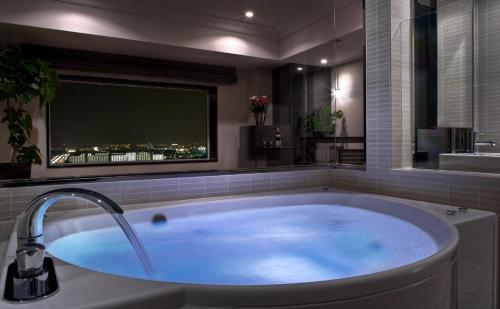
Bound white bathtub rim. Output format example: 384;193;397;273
36;189;459;307
1;188;459;308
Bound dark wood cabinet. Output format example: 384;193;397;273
238;126;293;168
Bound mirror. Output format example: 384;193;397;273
393;0;500;174
0;0;366;179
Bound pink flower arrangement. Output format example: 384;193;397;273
250;95;269;125
250;95;269;113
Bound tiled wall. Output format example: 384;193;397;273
331;0;500;214
477;0;500;152
437;0;474;128
0;169;330;221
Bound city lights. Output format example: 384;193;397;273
50;143;208;165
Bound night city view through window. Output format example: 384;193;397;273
49;80;212;166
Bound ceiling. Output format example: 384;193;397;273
284;28;365;67
53;0;357;38
0;22;363;69
146;0;354;36
0;0;363;68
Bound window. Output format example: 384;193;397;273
48;77;217;167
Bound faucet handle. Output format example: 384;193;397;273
16;243;45;278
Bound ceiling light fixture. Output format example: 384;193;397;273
297;67;303;71
320;59;328;65
245;11;254;18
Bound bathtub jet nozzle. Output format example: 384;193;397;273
152;213;168;225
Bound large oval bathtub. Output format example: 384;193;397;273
41;191;458;308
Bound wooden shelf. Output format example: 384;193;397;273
302;136;364;143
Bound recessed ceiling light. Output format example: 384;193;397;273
245;11;254;18
320;59;328;64
297;67;303;71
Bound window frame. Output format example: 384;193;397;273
46;75;218;168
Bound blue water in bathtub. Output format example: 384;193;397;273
47;204;439;285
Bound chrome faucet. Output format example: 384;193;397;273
4;188;124;302
471;131;497;154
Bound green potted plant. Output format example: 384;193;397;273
0;46;58;179
303;105;344;138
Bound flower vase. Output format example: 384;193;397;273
254;112;266;126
